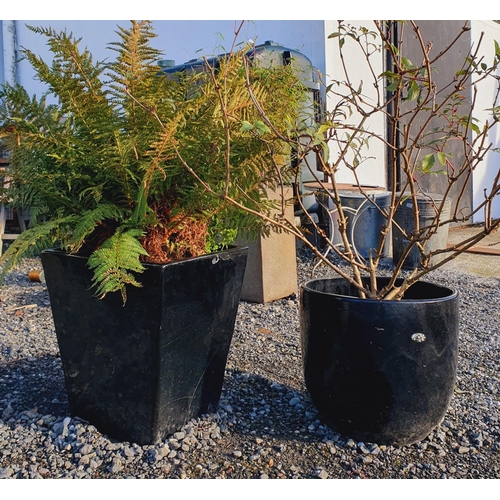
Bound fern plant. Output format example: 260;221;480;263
0;21;305;302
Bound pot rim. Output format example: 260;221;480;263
302;276;458;303
40;245;249;269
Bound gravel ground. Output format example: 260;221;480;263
0;250;499;481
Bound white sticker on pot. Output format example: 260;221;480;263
411;333;426;342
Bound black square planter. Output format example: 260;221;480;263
41;246;248;445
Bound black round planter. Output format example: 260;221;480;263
300;277;459;446
41;246;248;445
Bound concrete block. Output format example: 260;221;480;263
235;187;297;303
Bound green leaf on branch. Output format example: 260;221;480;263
429;169;447;176
421;153;435;173
380;71;398;79
240;120;254;132
240;120;271;135
437;151;448;166
313;131;326;146
387;79;399;92
388;43;399;56
470;122;480;134
322;143;330;163
406;80;420;101
317;122;332;134
253;121;271;135
401;57;414;69
495;40;500;59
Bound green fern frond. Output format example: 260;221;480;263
23;25;110;117
0;215;78;284
107;21;172;160
66;203;127;253
87;229;149;304
107;20;164;98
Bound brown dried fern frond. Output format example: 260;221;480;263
140;199;208;264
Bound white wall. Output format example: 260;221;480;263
323;20;387;188
12;20;325;99
471;20;500;222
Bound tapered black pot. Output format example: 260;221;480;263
41;246;248;445
300;277;459;446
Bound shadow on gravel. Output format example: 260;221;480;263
220;368;338;444
0;357;335;445
0;354;69;420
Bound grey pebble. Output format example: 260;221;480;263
79;444;93;455
109;459;123;473
0;467;14;479
314;469;329;479
358;442;371;454
123;446;135;458
151;449;165;462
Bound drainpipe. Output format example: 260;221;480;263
2;20;18;85
385;21;400;192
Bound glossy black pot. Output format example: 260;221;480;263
41;246;248;445
300;277;459;446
